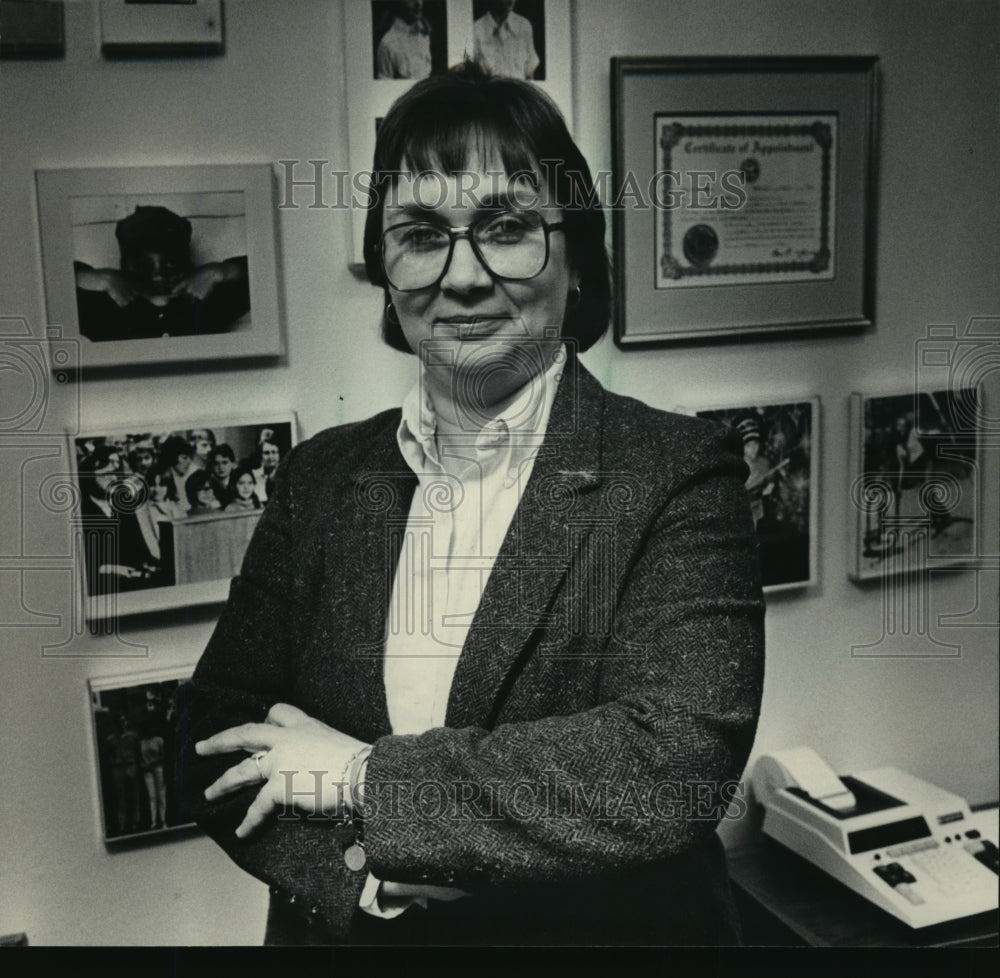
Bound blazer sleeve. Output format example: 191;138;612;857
175;445;369;931
361;424;765;891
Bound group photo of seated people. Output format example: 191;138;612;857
74;423;291;596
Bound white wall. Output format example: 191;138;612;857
0;0;996;946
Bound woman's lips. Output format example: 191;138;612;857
431;315;522;337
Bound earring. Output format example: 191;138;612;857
567;286;582;308
385;302;400;325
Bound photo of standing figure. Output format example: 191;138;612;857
853;389;978;578
697;400;818;591
90;674;194;842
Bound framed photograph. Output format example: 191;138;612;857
36;164;282;370
694;398;819;592
70;412;296;621
611;56;879;345
848;389;981;582
88;665;196;843
0;1;65;59
99;0;224;58
343;0;573;264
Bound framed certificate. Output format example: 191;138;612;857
611;56;879;345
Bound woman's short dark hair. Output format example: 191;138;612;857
212;443;237;464
232;460;257;483
185;469;215;509
363;60;610;354
150;464;183;503
230;462;262;508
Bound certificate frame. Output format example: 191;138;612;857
611;56;879;346
847;388;982;582
36;164;283;370
691;397;820;593
343;0;573;266
67;411;296;622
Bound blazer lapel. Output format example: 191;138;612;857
322;417;415;742
445;362;608;729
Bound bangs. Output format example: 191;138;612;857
372;77;564;181
395;112;541;179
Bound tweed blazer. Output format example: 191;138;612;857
178;360;765;946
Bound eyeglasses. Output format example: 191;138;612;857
380;210;566;292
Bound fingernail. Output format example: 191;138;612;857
195;741;205;753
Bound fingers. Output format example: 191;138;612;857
204;754;265;802
195;722;276;755
171;282;198;300
109;283;136;307
235;783;279;839
265;703;312;727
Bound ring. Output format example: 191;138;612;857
252;750;267;781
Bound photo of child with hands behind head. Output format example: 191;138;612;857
73;204;250;343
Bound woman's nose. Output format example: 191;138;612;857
440;236;492;293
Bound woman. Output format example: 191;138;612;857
149;468;189;522
223;463;263;511
185;469;223;513
181;62;764;946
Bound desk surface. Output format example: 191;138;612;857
728;837;999;948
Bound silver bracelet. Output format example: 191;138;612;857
338;744;373;873
339;744;372;813
349;745;373;810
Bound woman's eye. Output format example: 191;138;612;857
479;214;534;243
398;225;446;250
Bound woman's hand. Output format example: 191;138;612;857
196;703;369;839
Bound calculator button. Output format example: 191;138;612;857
896;884;925;905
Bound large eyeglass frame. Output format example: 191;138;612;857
379;212;567;292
